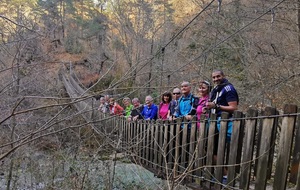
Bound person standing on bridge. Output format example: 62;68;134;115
167;87;181;120
158;91;172;120
174;81;198;168
174;81;199;127
205;69;239;140
123;97;134;118
195;80;211;128
98;97;109;113
108;98;124;116
141;95;158;120
205;69;239;183
128;98;144;121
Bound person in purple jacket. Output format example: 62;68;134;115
141;95;158;120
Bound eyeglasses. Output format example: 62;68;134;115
173;92;181;95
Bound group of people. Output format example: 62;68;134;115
98;69;239;183
98;70;239;133
98;70;239;183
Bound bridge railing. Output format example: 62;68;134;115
116;105;300;190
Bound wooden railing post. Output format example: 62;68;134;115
146;120;151;166
227;110;244;187
142;120;147;164
163;120;169;174
158;121;164;170
154;121;160;169
196;115;208;185
215;112;229;190
168;120;176;171
150;120;155;168
180;118;189;173
267;109;279;180
255;107;277;190
188;117;197;178
174;118;182;177
289;107;300;184
240;108;258;189
204;113;217;189
139;120;144;164
273;104;298;190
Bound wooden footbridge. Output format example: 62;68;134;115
60;69;300;190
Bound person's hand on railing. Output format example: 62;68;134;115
132;115;138;121
168;115;175;121
185;115;193;120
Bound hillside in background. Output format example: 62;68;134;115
1;0;299;110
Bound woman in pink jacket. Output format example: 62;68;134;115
196;80;211;128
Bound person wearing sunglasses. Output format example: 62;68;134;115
167;88;181;120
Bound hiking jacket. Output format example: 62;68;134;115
124;104;134;118
210;79;239;117
175;93;199;118
141;104;158;120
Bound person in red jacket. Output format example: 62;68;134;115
108;98;124;116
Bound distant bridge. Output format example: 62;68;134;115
60;68;300;190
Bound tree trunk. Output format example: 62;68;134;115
298;0;300;54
